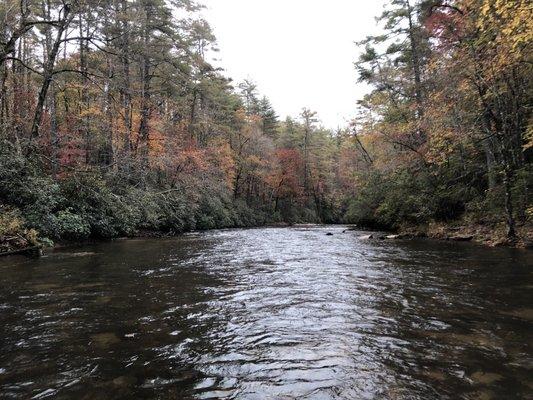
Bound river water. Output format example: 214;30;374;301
0;226;531;399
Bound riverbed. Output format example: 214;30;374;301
0;226;531;399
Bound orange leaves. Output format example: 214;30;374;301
276;148;303;172
175;146;209;174
209;140;235;189
267;149;303;199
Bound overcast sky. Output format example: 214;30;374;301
201;0;386;129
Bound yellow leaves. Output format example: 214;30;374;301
524;119;533;151
476;0;532;67
479;0;491;17
426;129;457;166
234;108;247;123
244;154;264;168
526;206;533;222
234;108;262;127
0;207;39;248
78;106;102;118
0;207;23;236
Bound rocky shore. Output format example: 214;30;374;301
356;222;533;249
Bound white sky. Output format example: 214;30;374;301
201;0;386;129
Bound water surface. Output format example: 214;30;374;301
0;226;532;399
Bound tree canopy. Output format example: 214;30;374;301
0;0;531;250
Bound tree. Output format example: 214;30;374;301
425;0;532;238
300;108;317;193
30;1;73;140
356;0;431;153
238;79;260;115
258;96;278;138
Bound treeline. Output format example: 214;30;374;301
0;0;531;251
343;0;532;242
0;0;343;250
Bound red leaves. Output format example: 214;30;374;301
269;149;304;199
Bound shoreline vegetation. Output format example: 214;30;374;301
1;0;531;257
2;221;532;259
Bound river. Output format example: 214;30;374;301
0;226;531;399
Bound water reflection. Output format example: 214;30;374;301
0;226;531;399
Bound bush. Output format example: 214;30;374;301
0;206;41;252
195;192;234;230
157;191;197;233
0;139;315;242
54;210;91;240
60;175;140;238
343;172;388;227
343;170;434;229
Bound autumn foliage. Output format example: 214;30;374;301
0;0;531;247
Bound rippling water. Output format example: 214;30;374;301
0;226;532;399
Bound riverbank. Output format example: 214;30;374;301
0;221;301;257
398;221;533;249
3;219;532;259
123;222;533;249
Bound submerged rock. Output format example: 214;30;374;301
423;369;447;381
91;332;120;348
470;371;503;385
467;390;496;400
113;376;137;387
501;308;533;321
359;233;411;240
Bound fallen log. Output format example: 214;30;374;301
0;246;42;258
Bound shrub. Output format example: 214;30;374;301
157;191;197;233
0;206;41;251
54;210;91;240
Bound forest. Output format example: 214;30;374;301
0;0;531;253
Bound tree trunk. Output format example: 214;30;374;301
43;0;58;174
0;61;8;137
137;0;153;170
30;6;71;139
406;0;423;120
503;168;516;240
119;0;132;168
138;58;151;168
482;137;497;190
102;15;115;167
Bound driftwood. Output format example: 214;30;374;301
0;246;42;258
